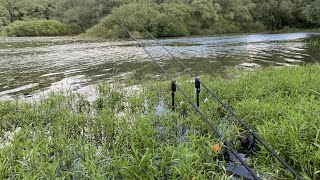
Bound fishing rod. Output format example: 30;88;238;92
133;20;302;180
113;18;260;180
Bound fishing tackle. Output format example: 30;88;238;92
133;19;301;180
215;142;256;180
114;18;302;180
114;17;260;179
240;133;259;153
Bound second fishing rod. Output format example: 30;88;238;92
113;17;261;180
132;19;302;180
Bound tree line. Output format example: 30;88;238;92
0;0;319;37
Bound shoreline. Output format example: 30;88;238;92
1;28;319;39
0;65;319;179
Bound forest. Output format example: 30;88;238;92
0;0;320;37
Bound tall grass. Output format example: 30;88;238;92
201;65;320;179
1;65;319;179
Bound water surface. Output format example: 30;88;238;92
0;33;319;100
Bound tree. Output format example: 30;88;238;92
190;0;218;29
0;5;10;28
304;0;320;26
155;3;192;36
1;0;320;36
252;0;294;30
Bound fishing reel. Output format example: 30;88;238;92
238;132;259;154
213;141;257;180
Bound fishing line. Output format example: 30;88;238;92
133;19;302;180
113;17;260;180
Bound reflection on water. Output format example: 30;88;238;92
0;33;319;100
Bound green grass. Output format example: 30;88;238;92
201;65;320;179
1;65;319;179
309;38;320;46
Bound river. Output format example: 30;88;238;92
0;32;319;100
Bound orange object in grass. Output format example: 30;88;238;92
213;143;220;153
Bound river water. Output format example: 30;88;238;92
0;32;319;100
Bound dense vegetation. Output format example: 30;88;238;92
0;65;319;179
2;20;80;36
0;0;320;37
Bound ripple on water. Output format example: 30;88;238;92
238;63;261;68
0;83;39;96
40;72;62;77
0;33;320;99
284;59;304;64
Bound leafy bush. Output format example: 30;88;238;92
85;2;226;38
86;3;161;39
2;20;81;37
0;5;10;30
1;0;320;37
85;1;267;39
304;0;320;26
239;21;266;33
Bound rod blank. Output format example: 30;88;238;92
133;19;301;180
114;18;260;180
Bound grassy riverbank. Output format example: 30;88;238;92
1;65;319;179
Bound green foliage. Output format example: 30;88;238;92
200;65;320;179
0;86;224;179
2;19;80;36
1;65;320;179
304;0;320;26
0;0;54;22
85;1;265;38
86;3;161;38
0;5;10;29
52;0;128;31
154;3;192;37
0;0;320;37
